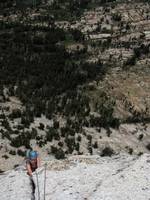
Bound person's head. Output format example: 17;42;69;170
29;150;38;160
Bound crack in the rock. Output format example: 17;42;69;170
30;177;36;200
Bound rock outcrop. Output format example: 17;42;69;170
0;166;33;200
33;154;150;200
1;154;150;200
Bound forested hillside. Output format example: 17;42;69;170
0;0;150;170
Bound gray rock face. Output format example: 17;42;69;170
0;167;33;200
33;154;150;200
1;154;150;200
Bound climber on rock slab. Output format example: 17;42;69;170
26;150;40;176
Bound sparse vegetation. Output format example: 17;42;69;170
0;0;150;163
9;150;16;155
146;143;150;151
101;147;114;157
2;155;9;159
51;146;65;159
17;149;26;157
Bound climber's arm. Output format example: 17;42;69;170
26;162;32;176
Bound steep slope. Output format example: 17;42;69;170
0;166;33;200
0;0;150;170
1;154;150;200
33;154;150;200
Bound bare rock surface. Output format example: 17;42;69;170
32;154;150;200
0;166;32;200
1;154;150;200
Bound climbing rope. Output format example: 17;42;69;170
43;163;47;200
36;171;41;200
35;163;47;200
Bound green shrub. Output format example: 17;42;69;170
128;147;133;155
31;128;38;138
58;141;64;147
2;155;9;159
77;135;82;142
55;148;65;159
0;169;4;174
87;135;92;142
53;120;59;129
51;146;65;159
9;109;21;119
46;127;60;141
146;143;150;151
93;141;98;149
51;146;58;154
138;134;143;141
1;130;11;140
101;147;114;157
106;128;112;137
38;123;45;130
112;13;122;21
17;149;26;157
75;142;80;151
88;146;93;155
37;139;46;147
9;150;16;155
65;136;75;153
1;119;11;131
10;132;31;148
125;55;136;66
